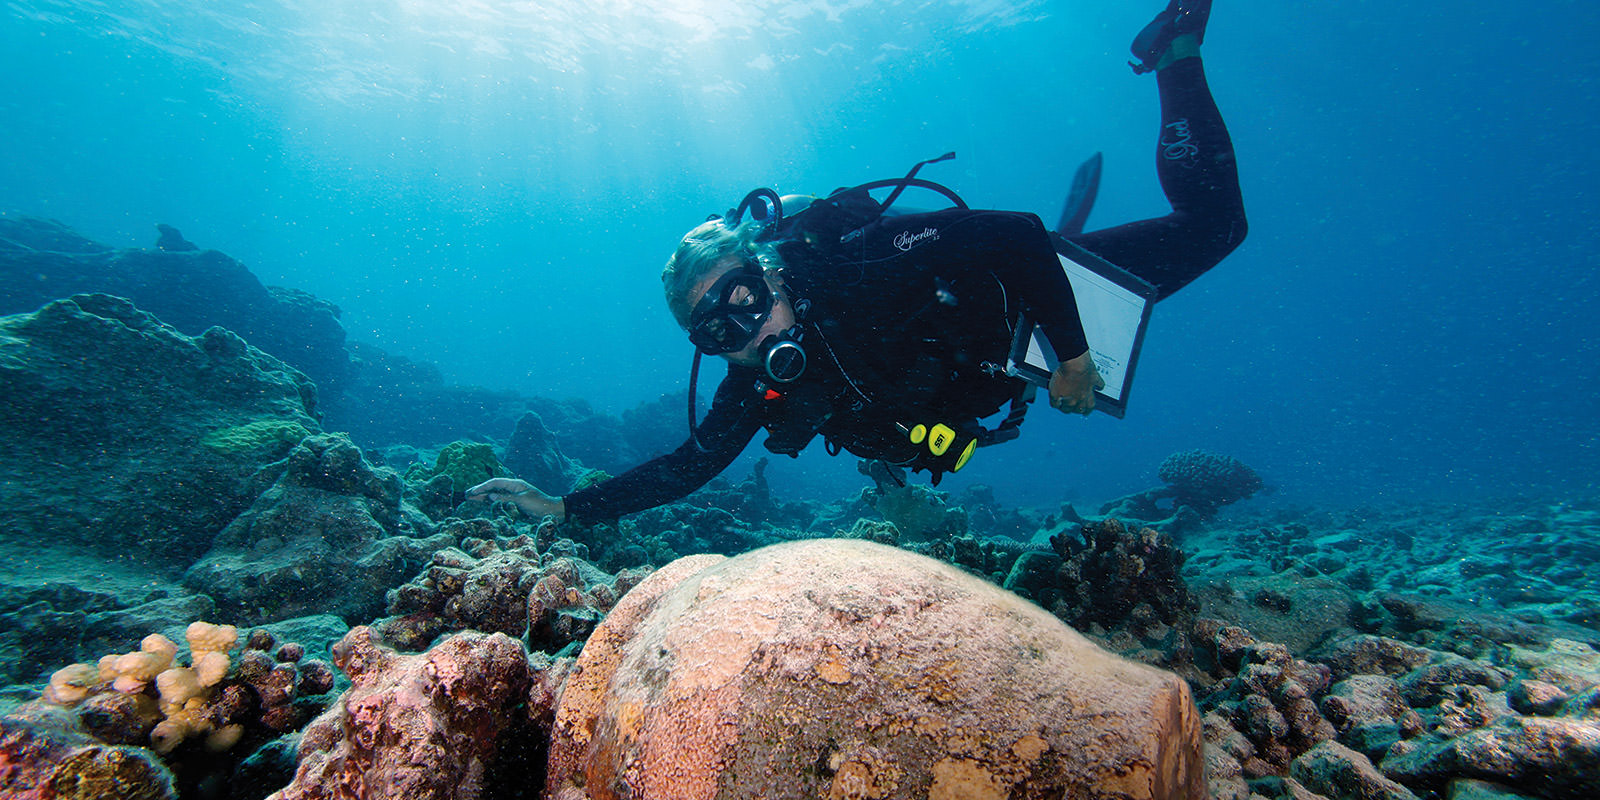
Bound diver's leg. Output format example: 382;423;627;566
1070;36;1247;301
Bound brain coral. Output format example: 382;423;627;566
546;539;1204;800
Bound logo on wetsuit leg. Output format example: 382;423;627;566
894;227;939;252
1162;118;1200;165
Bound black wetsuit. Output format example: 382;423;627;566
566;57;1245;521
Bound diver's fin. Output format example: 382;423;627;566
1055;152;1103;236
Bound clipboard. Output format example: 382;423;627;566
1005;238;1157;419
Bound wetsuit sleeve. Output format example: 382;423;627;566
562;368;762;521
990;212;1092;361
936;211;1090;361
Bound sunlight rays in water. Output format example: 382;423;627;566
10;0;1044;104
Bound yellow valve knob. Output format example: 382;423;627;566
928;423;955;456
908;424;927;444
952;438;978;471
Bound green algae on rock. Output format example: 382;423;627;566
404;440;509;493
200;419;313;458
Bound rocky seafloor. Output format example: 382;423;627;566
1;217;1596;799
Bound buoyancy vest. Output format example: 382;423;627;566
749;182;1037;483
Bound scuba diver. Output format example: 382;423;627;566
469;0;1246;523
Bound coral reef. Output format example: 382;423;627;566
0;218;351;395
1156;450;1266;515
502;411;586;496
1099;450;1263;532
183;433;450;625
869;482;968;543
546;540;1205;800
955;483;1041;541
30;619;340;758
373;518;649;654
0;702;177;800
7;224;1600;800
403;441;510;496
269;626;541;799
1188;499;1600;651
619;496;782;565
1187;616;1600;800
0;293;322;565
530;457;817;574
914;531;1026;584
324;342;663;478
0;588;222;692
1049;518;1197;647
1290;740;1420;800
1192;620;1338;775
688;457;814;531
201;419;315;458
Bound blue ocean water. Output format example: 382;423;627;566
2;0;1596;511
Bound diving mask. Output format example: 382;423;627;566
687;260;775;355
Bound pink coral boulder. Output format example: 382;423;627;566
269;627;534;800
546;539;1204;800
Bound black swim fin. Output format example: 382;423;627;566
1130;0;1212;74
1055;152;1103;236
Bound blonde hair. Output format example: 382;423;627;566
661;218;783;329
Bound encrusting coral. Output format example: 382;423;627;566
403;440;510;494
199;418;314;458
0;702;179;800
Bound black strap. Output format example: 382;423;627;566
977;385;1034;447
838;154;964;244
873;152;957;219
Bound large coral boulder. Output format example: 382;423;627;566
546;539;1204;800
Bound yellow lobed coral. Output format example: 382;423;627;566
41;619;251;758
141;634;178;665
45;663;101;706
186;621;239;653
193;651;230;686
155;667;203;709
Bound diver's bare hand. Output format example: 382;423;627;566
1048;350;1104;416
465;478;566;520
